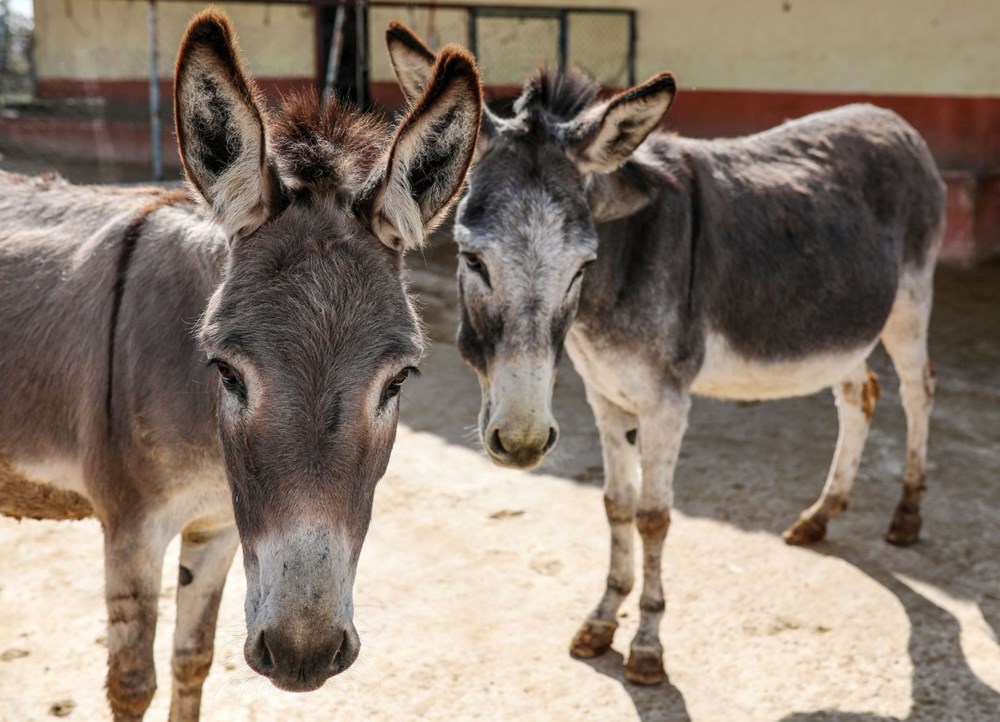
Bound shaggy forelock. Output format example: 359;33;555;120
270;92;391;194
202;205;424;374
461;139;593;247
513;67;601;123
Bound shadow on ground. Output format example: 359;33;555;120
581;650;692;722
773;541;1000;722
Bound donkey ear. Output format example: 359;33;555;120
563;72;676;175
386;24;497;161
386;22;436;104
475;105;506;161
370;45;482;252
174;11;278;239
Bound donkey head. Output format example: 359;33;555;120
387;25;672;469
175;11;481;691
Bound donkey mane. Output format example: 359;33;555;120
513;67;601;122
270;91;391;193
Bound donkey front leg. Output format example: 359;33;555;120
104;519;173;722
784;362;879;545
570;386;639;659
169;523;238;722
625;389;690;685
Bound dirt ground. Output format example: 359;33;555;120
1;236;999;722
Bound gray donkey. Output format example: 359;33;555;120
387;27;945;685
0;11;482;720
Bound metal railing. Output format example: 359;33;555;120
366;2;636;90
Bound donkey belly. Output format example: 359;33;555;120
691;332;877;401
0;454;94;520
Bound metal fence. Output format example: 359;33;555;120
0;1;635;182
366;2;636;90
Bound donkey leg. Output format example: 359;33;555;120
169;523;238;722
881;272;936;546
784;362;879;545
624;390;690;686
104;519;173;722
570;385;639;659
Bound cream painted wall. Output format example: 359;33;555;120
34;0;1000;96
631;0;999;96
367;0;1000;96
34;0;313;79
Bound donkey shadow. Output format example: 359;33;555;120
579;649;692;722
574;539;999;722
775;541;1000;722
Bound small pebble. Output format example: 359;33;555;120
489;509;525;520
49;699;75;717
0;648;29;662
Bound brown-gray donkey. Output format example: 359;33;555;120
0;10;482;721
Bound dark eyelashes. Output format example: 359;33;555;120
460;252;491;288
205;358;420;414
208;357;247;402
380;366;419;407
567;260;594;294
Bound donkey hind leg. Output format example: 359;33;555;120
570;386;639;659
625;390;690;686
104;518;174;722
783;362;880;545
880;270;936;546
169;523;239;722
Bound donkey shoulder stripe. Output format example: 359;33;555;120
105;189;190;432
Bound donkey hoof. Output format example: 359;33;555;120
624;646;666;685
782;516;827;546
570;619;618;659
886;511;922;546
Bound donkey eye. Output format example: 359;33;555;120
210;359;245;398
381;366;417;406
568;261;593;294
461;252;491;287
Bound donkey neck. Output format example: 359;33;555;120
572;134;706;386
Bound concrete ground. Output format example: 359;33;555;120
1;234;998;722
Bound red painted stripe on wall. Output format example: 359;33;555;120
40;77;1000;174
25;77;1000;261
373;81;1000;175
667;89;1000;177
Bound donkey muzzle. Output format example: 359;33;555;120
481;358;559;470
242;524;360;691
485;417;559;469
246;620;360;692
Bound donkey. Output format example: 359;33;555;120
387;28;945;685
0;11;481;721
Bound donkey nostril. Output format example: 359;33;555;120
257;631;274;672
333;639;348;665
490;429;508;456
543;426;558;453
327;627;347;667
